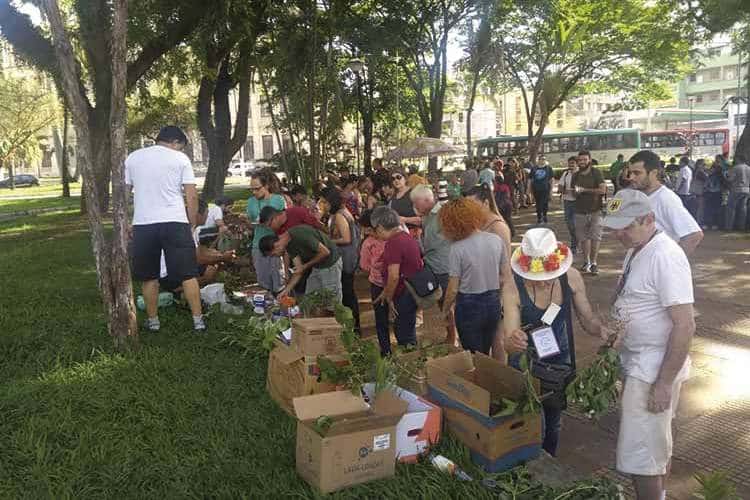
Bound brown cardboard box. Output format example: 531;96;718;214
394;345;463;396
426;351;542;468
266;344;347;416
293;390;408;494
291;317;344;356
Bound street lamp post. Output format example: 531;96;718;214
347;58;365;175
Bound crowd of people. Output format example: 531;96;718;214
126;126;743;500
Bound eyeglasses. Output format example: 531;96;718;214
392;175;403;181
250;186;263;191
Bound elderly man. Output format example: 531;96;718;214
626;150;703;256
603;189;695;500
371;206;423;351
258;225;341;300
410;184;456;345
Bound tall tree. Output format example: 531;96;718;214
194;1;268;200
493;0;692;162
0;0;208;348
0;73;58;187
380;0;476;171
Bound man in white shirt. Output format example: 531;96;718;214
200;196;232;233
125;126;205;332
603;189;695;500
626;150;703;256
558;155;579;253
675;157;693;208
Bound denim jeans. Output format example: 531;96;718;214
542;402;562;456
394;290;418;348
370;284;391;355
563;200;577;250
704;191;722;228
341;272;360;332
725;192;750;231
534;189;550;222
454;289;500;354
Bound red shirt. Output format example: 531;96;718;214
382;231;423;297
277;206;322;234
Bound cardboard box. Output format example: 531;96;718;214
266;344;347;416
362;384;442;463
293;390;408;494
394;345;463;396
291;317;344;356
426;350;542;472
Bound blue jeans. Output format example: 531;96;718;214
394;290;417;348
704;191;722;228
370;284;391;355
725;192;750;231
563;200;577;250
454;290;500;354
542;403;562;456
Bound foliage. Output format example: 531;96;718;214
127;78;197;148
693;471;740;500
0;208;627;497
220;316;291;358
0;72;59;174
298;288;337;317
566;347;621;419
491;0;693;160
392;342;452;379
517;353;543;415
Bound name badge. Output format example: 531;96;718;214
540;302;561;325
530;326;561;359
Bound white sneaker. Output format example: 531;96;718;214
580;263;591;274
144;317;160;332
193;315;207;332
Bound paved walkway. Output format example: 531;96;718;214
356;196;750;499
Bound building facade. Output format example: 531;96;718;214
678;41;747;110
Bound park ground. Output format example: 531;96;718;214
1;183;749;498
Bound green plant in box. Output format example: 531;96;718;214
298;289;336;317
220;317;290;358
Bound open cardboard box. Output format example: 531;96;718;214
426;350;542;472
266;344;347;416
362;384;441;464
293;390;408;494
394;344;463;396
291;317;344;357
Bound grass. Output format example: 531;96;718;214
0;180;82;198
0;204;618;498
0;196;81;215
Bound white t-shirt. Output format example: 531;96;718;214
560;170;577;201
614;232;693;384
648;186;701;242
200;204;224;229
125;145;196;225
677;165;692;195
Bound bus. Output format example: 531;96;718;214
475;129;641;167
640;128;729;160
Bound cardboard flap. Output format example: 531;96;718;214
426;350;493;416
473;352;525;399
293;391;369;421
273;345;304;365
371;389;409;417
425;350;474;377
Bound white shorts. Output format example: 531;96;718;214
616;376;684;476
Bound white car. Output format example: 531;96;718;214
227;162;254;177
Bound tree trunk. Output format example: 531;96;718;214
41;0;138;350
107;0;138;350
466;70;481;160
8;160;14;189
62;104;70;198
259;70;289;175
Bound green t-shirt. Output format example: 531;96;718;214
287;225;339;269
609;160;625;182
246;194;285;249
572;167;605;214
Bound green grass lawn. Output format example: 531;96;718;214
0;207;618;498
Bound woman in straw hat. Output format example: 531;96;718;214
501;227;607;457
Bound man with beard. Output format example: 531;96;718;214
571;150;606;275
626;150;703;256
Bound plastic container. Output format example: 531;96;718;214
136;292;174;311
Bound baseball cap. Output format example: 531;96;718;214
602;189;652;230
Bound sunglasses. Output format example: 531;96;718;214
392;174;404;181
250;186;263;191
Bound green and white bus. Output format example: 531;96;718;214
475;129;641;167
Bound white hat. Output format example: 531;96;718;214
602;189;652;229
510;228;573;281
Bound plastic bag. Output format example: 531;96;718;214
200;283;227;305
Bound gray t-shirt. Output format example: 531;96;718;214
421;202;451;275
448;231;506;294
729;163;750;193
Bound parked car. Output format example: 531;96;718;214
0;174;40;188
227;162;254;177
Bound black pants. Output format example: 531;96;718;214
534;189;550;223
341;272;361;331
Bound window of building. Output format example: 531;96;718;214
260;98;271;117
458;112;463;123
707;47;721;57
694;94;703;103
688;73;696;82
703;67;722;82
262;135;274;159
515;122;523;132
556;119;564;128
724;66;736;80
243;138;254;160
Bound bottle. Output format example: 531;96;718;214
428;454;473;481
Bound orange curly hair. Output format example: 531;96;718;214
439;197;484;241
